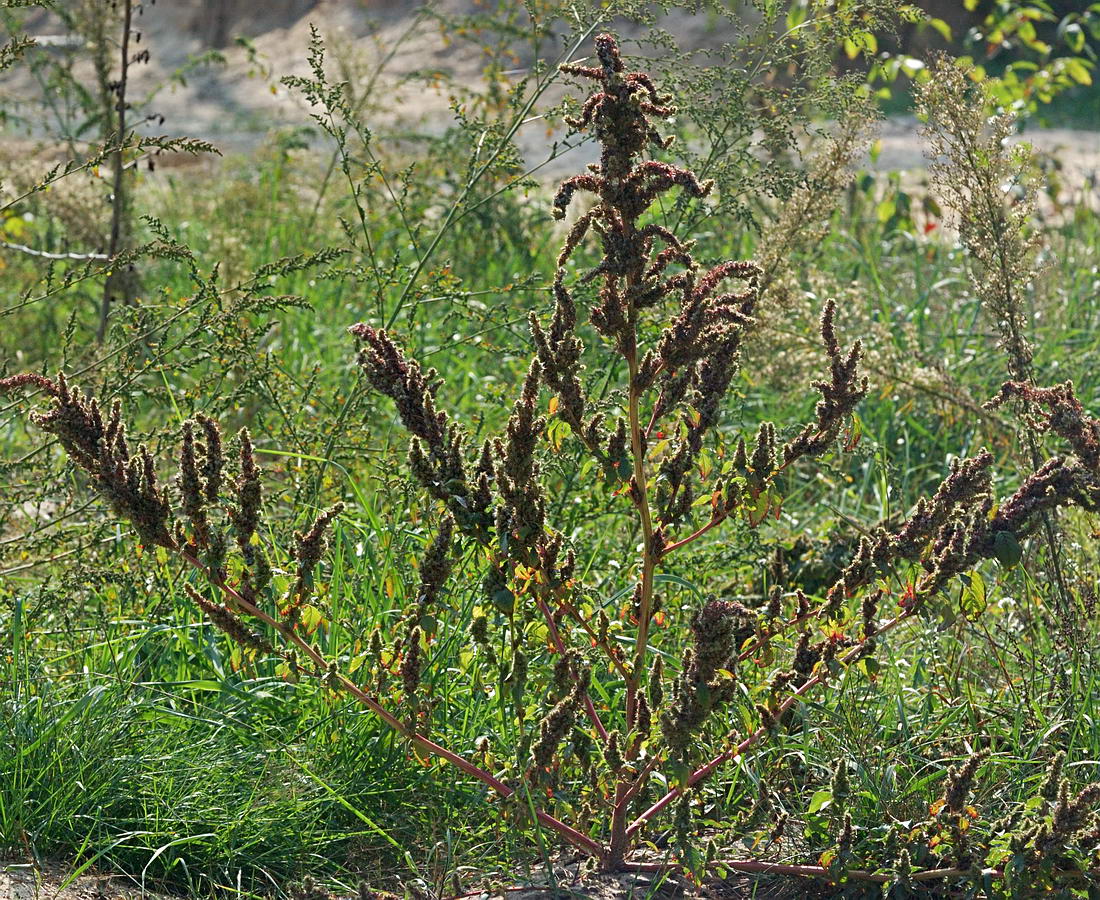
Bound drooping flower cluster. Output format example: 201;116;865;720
781;299;868;463
0;372;342;665
351;324;493;536
1;373;174;549
661;599;753;758
989;380;1100;475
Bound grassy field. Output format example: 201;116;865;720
2;4;1100;898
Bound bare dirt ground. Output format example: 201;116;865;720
0;861;175;900
0;858;821;900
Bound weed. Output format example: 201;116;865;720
5;34;1100;894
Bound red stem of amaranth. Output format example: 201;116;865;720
604;327;659;869
178;540;978;879
627;606;915;836
177;550;602;857
536;594;609;743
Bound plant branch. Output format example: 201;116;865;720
536;593;609;742
176;549;603;857
97;0;134;343
628;606;918;836
627;349;658;702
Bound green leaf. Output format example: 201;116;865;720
928;18;953;42
858;657;881;679
491;587;515;616
1066;58;1093;86
992;530;1023;568
808;789;834;814
843;31;876;60
667;759;691;788
961;571;987;618
654;573;707;600
276;661;300;684
786;1;807;31
299;604;325;634
933;598;957;629
547;417;569;452
1061;22;1086;53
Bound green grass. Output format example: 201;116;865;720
0;535;545;895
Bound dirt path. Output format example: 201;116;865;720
1;858;824;900
0;861;173;900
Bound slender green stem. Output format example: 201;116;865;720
386;17;605;330
97;0;134;344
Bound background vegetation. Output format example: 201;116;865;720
1;0;1099;896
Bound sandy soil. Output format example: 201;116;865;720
0;857;825;900
0;860;174;900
